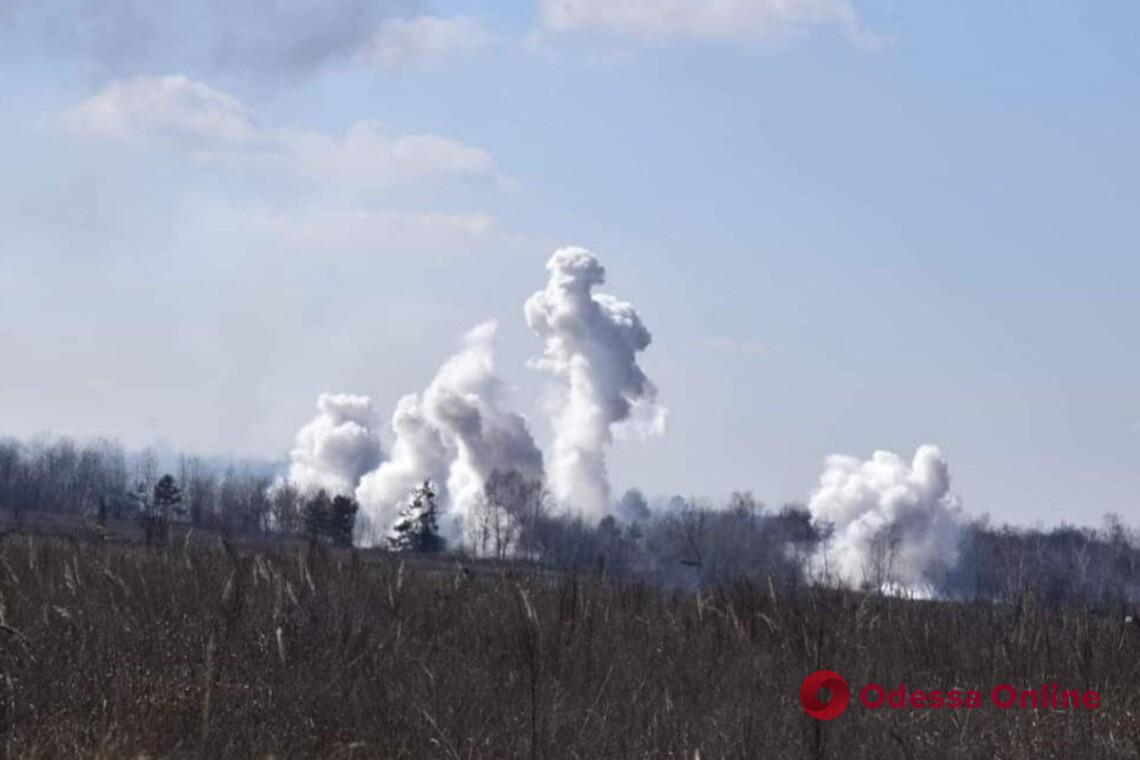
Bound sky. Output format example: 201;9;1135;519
1;0;1137;528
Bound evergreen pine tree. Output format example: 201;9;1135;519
388;481;445;553
328;495;359;547
153;475;183;521
303;490;332;540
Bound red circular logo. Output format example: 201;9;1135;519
800;670;850;720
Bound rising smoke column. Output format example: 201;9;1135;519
424;321;544;526
354;393;452;535
807;444;963;594
525;246;666;519
354;320;543;540
284;393;384;496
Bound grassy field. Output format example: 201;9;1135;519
0;535;1137;758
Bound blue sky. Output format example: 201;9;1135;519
1;0;1137;526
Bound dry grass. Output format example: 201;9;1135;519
0;535;1138;758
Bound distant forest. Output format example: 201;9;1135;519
1;433;1137;609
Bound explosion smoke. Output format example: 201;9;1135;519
524;247;665;519
354;320;543;540
807;444;963;594
283;393;383;496
353;394;452;535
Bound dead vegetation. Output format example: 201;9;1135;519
0;536;1138;758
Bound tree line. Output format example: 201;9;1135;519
1;433;1139;607
0;436;279;536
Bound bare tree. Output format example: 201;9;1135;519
475;470;545;560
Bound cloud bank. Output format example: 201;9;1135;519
537;0;861;42
359;16;494;66
2;0;422;76
60;75;493;189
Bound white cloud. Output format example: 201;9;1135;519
359;15;494;66
2;0;414;78
59;75;259;146
59;75;493;189
537;0;861;42
273;121;492;185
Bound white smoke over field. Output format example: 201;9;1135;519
283;393;383;496
426;321;544;525
807;445;963;594
354;320;543;540
525;247;666;519
278;247;973;600
280;247;663;539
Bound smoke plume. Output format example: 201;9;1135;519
284;393;383;496
807;445;963;594
354;320;543;540
525;247;665;519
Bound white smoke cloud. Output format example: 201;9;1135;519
355;320;543;540
525;246;666;519
355;393;453;534
807;445;963;594
425;321;544;526
284;393;384;496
